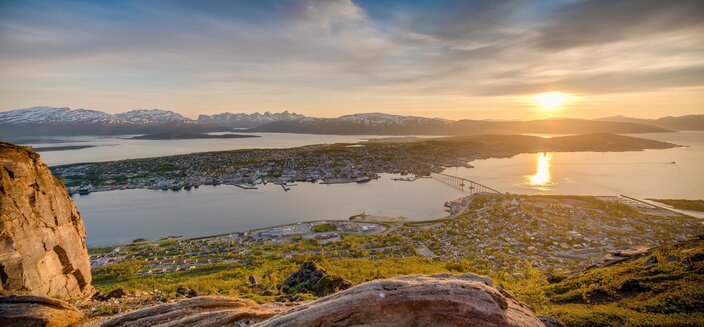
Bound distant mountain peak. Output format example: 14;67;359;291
0;106;117;124
197;111;307;128
115;109;192;123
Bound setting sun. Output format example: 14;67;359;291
534;92;569;111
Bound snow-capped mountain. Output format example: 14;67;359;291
252;112;452;135
198;111;306;128
116;109;193;124
0;107;193;125
0;106;117;124
336;113;450;125
0;107;222;138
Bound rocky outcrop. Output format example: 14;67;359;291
98;273;558;327
0;295;85;327
98;296;280;327
280;261;352;297
0;143;92;298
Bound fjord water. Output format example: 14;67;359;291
63;131;703;246
449;132;704;199
74;176;467;247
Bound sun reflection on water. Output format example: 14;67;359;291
528;152;551;188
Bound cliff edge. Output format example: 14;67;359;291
0;142;92;298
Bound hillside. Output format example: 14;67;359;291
598;115;704;131
253;117;670;135
541;237;704;326
79;193;703;326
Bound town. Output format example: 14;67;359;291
50;134;673;194
90;193;702;281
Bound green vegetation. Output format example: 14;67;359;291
90;238;704;325
86;194;703;325
649;199;704;212
311;223;337;233
540;238;704;326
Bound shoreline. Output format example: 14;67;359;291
86;192;695;250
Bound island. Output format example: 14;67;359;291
52;133;678;192
127;132;260;140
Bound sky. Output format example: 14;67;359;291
0;0;702;120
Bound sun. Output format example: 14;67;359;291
533;92;568;111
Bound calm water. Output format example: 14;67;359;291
448;131;704;199
23;133;438;166
75;176;467;247
63;131;704;246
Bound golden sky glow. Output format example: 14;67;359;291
0;1;702;120
534;92;569;111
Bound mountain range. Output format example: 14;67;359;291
597;115;704;131
0;106;701;139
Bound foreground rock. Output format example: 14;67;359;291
0;295;85;327
0;142;92;298
98;273;556;326
97;296;279;327
280;261;352;297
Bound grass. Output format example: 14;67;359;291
85;238;704;326
311;223;337;233
538;238;704;326
648;199;704;212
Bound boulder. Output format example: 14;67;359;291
176;285;198;298
540;315;567;327
0;143;92;298
262;273;547;327
106;287;127;299
99;296;279;327
0;295;85;327
99;273;560;327
280;261;351;297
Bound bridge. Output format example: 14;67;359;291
430;172;502;194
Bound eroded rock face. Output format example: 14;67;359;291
262;273;546;327
0;295;85;327
0;143;92;298
99;273;557;327
98;296;280;327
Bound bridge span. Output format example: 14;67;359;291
430;172;502;194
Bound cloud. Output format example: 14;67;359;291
535;0;704;50
0;0;702;117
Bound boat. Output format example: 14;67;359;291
183;183;192;190
356;177;372;183
78;185;93;195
